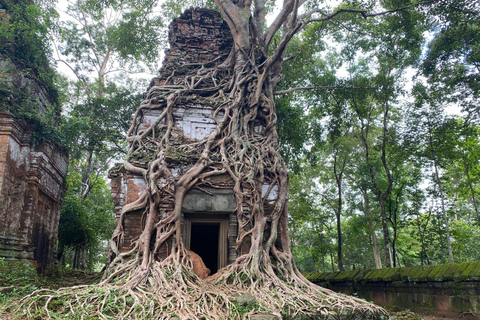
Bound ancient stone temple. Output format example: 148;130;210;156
110;8;279;275
0;9;68;274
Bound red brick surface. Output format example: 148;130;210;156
0;114;68;274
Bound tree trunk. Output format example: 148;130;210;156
432;160;454;264
463;154;479;219
354;99;394;268
362;189;382;269
379;101;393;268
333;151;345;271
371;229;383;269
428;125;454;264
57;243;65;268
379;195;393;268
390;187;403;268
73;247;80;269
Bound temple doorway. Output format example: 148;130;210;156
184;215;228;274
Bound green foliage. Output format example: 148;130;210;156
60;85;140;160
59;0;165;79
390;310;423;320
286;0;480;272
422;0;480;123
58;171;116;271
0;0;59;101
0;0;63;143
231;300;261;318
0;258;39;302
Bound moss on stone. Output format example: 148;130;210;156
304;261;480;285
362;268;392;281
304;272;319;281
360;269;375;281
333;269;362;282
460;262;476;278
325;271;341;281
399;266;416;282
414;265;435;282
467;261;480;279
352;269;371;281
442;262;470;281
408;266;424;280
0;258;37;286
381;267;402;281
427;264;451;281
304;272;327;282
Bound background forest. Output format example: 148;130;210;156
2;0;478;272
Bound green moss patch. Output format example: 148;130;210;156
362;268;391;282
332;269;362;282
427;264;452;281
381;267;402;281
305;261;480;284
0;258;37;286
324;271;341;281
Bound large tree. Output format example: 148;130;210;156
21;0;426;318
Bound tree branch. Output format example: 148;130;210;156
304;1;433;25
215;0;250;50
253;0;266;38
56;59;91;93
275;85;372;95
264;0;296;47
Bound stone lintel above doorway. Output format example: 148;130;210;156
182;188;235;213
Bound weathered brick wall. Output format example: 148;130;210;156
0;114;68;274
0;4;68;274
305;262;480;314
109;8;235;256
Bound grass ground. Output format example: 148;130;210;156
0;268;102;319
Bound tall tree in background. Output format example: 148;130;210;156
285;0;480;272
52;0;166;269
58;172;116;270
411;86;456;264
422;0;480;125
56;0;164;198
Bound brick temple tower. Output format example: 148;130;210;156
0;9;68;274
110;8;279;275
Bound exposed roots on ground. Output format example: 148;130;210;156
14;256;387;319
11;18;389;320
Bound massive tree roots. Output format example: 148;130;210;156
12;38;388;320
15;262;386;319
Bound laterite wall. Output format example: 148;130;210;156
305;262;480;313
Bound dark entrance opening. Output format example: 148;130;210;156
190;223;220;274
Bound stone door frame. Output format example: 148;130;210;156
183;214;229;271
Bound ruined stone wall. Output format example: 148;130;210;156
0;114;68;274
0;7;68;274
110;8;235;255
306;262;480;314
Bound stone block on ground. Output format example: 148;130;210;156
235;292;256;305
251;313;278;320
